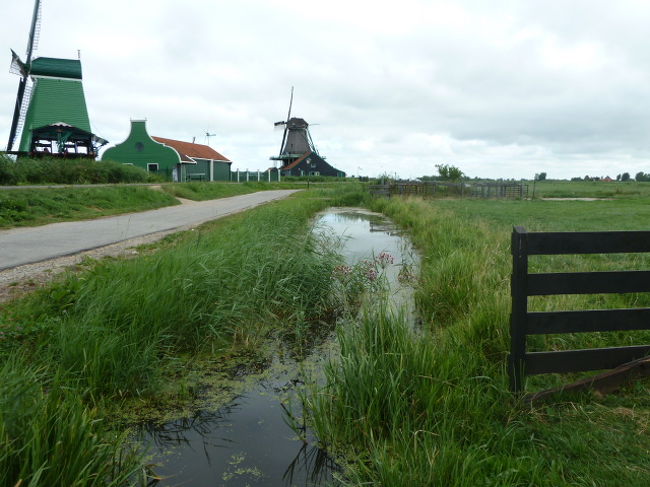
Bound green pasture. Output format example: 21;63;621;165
309;191;650;486
2;179;650;486
0;186;179;228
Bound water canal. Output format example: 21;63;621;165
140;208;418;486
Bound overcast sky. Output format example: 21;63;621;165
2;0;650;179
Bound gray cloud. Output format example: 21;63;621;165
2;0;650;179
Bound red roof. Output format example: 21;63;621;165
152;136;231;163
282;151;312;171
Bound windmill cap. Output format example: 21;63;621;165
30;57;82;79
287;118;308;129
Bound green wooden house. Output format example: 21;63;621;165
102;120;232;181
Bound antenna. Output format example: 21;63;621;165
7;0;42;151
205;131;216;145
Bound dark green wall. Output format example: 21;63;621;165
102;120;180;178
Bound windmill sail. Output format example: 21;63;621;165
7;0;42;151
277;86;294;157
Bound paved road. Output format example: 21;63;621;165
0;190;300;270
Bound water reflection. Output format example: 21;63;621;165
139;208;417;486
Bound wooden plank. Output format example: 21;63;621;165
527;308;650;334
523;357;650;403
525;345;650;374
509;227;528;392
527;270;650;295
527;230;650;255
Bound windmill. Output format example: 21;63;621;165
269;88;346;178
6;0;107;158
271;87;319;166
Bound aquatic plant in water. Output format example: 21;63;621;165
330;253;393;311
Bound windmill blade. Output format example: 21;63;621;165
25;0;42;63
9;50;28;76
7;78;29;151
286;86;294;123
278;86;294;156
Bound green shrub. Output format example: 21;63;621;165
0;157;157;185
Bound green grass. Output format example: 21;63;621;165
0;156;157;185
0;183;364;486
532;179;650;199
0;186;179;228
161;181;302;200
307;194;650;486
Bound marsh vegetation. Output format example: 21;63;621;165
2;181;650;486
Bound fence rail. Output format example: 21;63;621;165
509;226;650;392
369;181;528;199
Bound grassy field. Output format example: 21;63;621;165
307;191;650;486
4;180;650;485
0;184;365;486
532;179;650;199
0;182;314;228
0;186;180;228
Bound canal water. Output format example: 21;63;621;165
139;208;417;487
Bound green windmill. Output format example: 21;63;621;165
7;0;107;158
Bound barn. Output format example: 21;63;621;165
102;120;232;182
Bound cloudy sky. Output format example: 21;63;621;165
1;0;650;179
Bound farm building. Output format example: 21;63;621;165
102;120;232;181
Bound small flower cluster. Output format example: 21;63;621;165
332;265;353;277
377;252;395;267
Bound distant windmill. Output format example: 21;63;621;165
269;88;346;178
7;0;107;157
271;87;318;164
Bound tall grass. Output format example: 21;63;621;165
308;196;650;486
4;193;345;397
0;184;364;486
0;355;143;487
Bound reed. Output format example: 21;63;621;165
0;354;143;487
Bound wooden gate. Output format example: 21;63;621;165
509;226;650;392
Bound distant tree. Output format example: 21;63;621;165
616;174;621;181
571;177;582;181
535;172;547;181
636;172;650;182
436;164;465;181
621;172;631;182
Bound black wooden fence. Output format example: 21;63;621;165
509;226;650;392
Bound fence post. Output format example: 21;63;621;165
510;226;528;392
